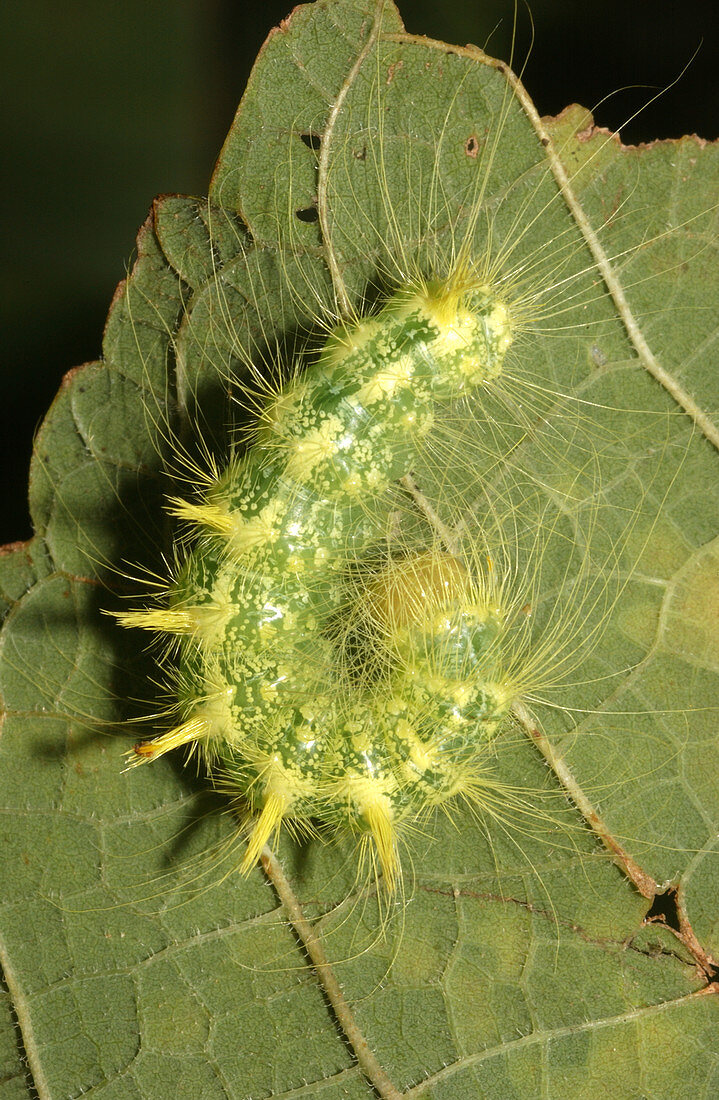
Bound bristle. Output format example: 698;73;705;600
114;603;233;643
113;608;197;634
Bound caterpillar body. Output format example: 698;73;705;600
117;280;516;888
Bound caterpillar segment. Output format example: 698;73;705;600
118;280;514;889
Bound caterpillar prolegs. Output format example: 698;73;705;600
117;281;515;888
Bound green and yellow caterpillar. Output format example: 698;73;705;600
117;277;516;888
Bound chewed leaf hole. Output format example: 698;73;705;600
300;131;322;150
644;886;681;932
295;204;319;223
644;886;719;982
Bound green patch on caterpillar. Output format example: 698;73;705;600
1;2;718;1097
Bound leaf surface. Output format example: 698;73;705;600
1;2;717;1097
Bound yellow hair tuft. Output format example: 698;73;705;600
113;608;198;635
124;715;211;769
167;498;235;536
240;792;289;876
363;800;400;893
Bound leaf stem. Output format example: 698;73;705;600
317;2;386;317
400;473;461;554
494;53;719;453
260;846;403;1100
512;701;658;899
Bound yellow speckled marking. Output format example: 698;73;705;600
227;496;285;555
284;416;344;481
353;356;415;406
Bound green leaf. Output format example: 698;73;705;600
1;2;718;1097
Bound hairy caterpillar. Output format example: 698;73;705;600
106;30;607;889
115;268;521;888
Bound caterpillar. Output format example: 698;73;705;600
114;272;520;888
82;0;705;914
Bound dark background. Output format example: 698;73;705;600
1;0;716;546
